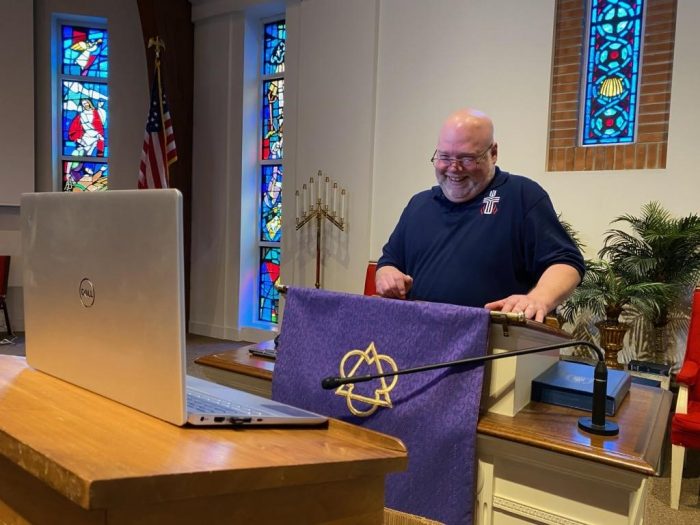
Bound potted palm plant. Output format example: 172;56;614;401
559;258;671;368
599;202;700;363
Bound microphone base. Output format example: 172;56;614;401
578;417;619;436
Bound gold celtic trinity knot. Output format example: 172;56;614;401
335;342;398;417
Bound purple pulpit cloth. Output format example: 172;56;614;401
272;287;490;525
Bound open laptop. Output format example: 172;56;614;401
20;189;326;427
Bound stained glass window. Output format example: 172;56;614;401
260;165;283;242
263;21;286;75
581;0;645;145
259;247;281;323
61;25;108;79
61;81;109;157
58;23;109;191
257;20;285;323
62;161;108;192
261;79;284;160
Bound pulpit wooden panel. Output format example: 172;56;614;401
0;355;407;525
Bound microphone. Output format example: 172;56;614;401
321;340;619;436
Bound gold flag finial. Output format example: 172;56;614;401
147;36;166;60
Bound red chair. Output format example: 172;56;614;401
0;255;12;337
363;261;377;296
670;287;700;509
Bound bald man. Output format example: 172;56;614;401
375;108;584;322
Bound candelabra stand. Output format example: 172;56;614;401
295;170;347;289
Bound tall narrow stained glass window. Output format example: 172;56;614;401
258;20;285;323
59;23;109;191
581;0;645;145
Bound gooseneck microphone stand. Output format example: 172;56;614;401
321;340;619;436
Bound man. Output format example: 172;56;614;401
375;108;584;322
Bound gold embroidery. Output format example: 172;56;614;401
335;342;398;417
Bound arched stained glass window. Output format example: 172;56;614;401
581;0;645;145
58;23;109;191
257;20;285;323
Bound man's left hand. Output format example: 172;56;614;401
484;295;550;323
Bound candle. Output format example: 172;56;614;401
309;177;315;209
316;171;322;206
340;189;346;222
295;190;300;222
324;176;330;210
302;183;307;216
332;183;338;217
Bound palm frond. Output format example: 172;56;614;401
597;201;700;325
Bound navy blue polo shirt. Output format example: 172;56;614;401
377;168;585;308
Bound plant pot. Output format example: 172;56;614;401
595;321;629;370
651;323;671;364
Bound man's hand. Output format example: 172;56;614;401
375;265;413;299
484;264;581;323
484;295;550;323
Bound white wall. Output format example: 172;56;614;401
191;0;379;341
189;11;246;340
283;0;378;289
0;0;147;332
372;0;699;259
0;1;34;334
0;0;34;207
191;0;699;342
372;0;558;255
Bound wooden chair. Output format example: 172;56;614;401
0;255;12;337
670;287;700;509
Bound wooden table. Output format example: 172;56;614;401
0;355;407;525
195;342;275;397
196;347;672;525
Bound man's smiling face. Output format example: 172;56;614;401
433;110;498;203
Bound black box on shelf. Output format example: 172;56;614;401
627;360;671;377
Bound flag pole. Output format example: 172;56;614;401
147;36;166;61
139;37;177;189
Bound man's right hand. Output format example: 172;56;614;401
375;265;413;299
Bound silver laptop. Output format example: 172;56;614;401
20;189;326;427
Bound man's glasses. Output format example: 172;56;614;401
430;143;493;169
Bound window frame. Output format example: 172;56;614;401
256;16;286;325
53;15;109;192
546;0;676;171
578;0;646;146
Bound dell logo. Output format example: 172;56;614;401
79;278;95;307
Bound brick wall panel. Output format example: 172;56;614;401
547;0;675;171
659;143;667;168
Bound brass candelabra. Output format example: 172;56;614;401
295;170;346;288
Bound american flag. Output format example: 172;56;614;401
138;61;177;188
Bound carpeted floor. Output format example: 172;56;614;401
2;332;699;522
646;440;700;524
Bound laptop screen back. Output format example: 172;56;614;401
21;189;188;424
